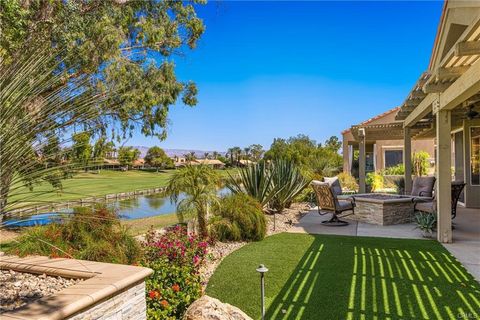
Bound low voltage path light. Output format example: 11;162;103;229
256;264;269;320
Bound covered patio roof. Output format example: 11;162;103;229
395;15;480;127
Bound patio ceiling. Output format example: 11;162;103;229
395;15;480;125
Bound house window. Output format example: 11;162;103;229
471;127;480;185
385;150;403;168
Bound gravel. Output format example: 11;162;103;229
0;270;82;313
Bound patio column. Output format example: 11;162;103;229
436;109;452;243
403;127;412;195
358;128;366;193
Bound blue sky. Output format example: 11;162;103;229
127;0;443;152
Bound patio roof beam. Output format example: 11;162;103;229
436;66;470;80
403;93;437;127
423;82;453;93
455;40;480;56
439;60;480;111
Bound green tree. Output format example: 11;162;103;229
249;144;264;162
144;146;173;171
71;132;92;170
325;136;342;153
118;147;140;168
0;51;109;214
264;134;342;178
166;165;220;237
1;0;206;140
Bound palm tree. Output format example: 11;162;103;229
243;147;251;160
204;152;210;160
212;151;219;160
166;165;220;237
232;146;242;166
226;148;235;166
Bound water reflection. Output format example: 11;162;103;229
3;188;230;227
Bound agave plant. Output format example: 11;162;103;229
226;162;275;207
268;159;311;214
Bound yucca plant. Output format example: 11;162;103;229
0;49;114;220
269;159;311;213
226;162;275;207
414;212;437;238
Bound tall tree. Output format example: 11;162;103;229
243;147;251;160
71;132;92;170
1;0;206;140
249;144;264;162
144;146;173;171
118;147;140;168
325;136;342;153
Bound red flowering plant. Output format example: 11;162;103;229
142;225;210;319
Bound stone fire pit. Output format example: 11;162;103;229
342;193;426;226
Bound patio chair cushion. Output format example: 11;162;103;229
324;177;342;196
411;176;436;197
415;201;435;213
337;199;354;211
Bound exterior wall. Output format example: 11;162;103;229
68;281;147;320
343;135;436;173
375;139;436;171
463;119;480;208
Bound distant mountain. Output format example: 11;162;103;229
129;146;226;159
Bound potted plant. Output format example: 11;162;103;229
414;212;437;238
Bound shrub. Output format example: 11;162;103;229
337;172;358;192
383;164;405;175
210;194;266;242
414;212;436;237
142;225;208;319
7;206;141;264
413;151;430;176
366;172;384;192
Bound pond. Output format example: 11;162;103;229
2;188;230;228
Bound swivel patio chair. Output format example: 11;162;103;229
411;176;436;198
311;180;355;226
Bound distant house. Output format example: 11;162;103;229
196;159;225;169
132;158;145;168
342;107;436;177
174;158;225;169
238;159;256;167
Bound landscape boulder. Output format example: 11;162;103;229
183;295;252;320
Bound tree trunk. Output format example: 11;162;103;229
197;207;208;238
0;172;13;215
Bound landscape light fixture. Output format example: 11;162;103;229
256;264;269;320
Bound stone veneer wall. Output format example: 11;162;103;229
350;201;415;225
68;281;146;320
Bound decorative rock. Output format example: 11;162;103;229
0;270;82;313
183;295;252;320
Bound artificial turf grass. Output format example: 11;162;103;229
206;233;480;320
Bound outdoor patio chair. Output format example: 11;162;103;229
311;180;354;226
411;176;436;198
414;181;465;219
323;177;343;195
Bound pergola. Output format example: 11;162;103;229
395;8;480;243
350;122;432;193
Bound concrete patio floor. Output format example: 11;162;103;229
288;206;480;282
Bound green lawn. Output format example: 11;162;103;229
9;168;237;208
9;170;175;207
123;213;179;236
207;233;480;320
